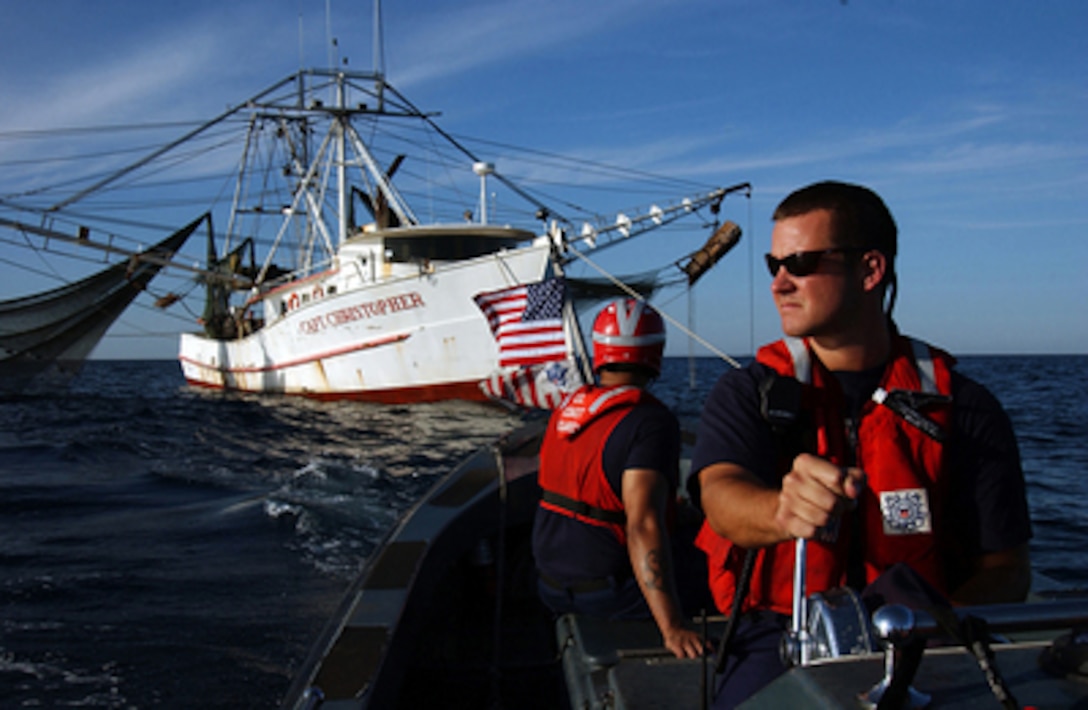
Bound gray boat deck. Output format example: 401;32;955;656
557;611;1088;709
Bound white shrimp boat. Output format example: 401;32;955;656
171;68;748;403
0;63;747;403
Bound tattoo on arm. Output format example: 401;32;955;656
641;549;666;591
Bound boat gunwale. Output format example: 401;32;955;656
280;420;547;708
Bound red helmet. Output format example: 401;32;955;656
591;298;666;375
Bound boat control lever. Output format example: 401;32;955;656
859;604;932;709
782;538;812;666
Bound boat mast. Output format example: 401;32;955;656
373;0;386;110
373;0;384;77
336;76;348;247
225;115;259;256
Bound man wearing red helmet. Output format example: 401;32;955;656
532;298;706;659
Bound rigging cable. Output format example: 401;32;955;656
563;241;742;370
747;195;755;357
442;137;709;229
689;286;696;389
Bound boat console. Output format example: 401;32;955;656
555;589;1088;709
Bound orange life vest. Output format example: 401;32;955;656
538;384;660;546
697;335;955;616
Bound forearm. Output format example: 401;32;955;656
627;521;686;632
700;457;865;547
621;468;706;658
698;463;787;548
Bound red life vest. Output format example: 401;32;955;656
538;384;659;546
696;335;955;617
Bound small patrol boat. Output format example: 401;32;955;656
282;420;1088;709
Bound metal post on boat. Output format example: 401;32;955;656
336;75;348;247
473;162;494;224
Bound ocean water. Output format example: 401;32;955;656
1;355;1085;707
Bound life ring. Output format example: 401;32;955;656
312;284;325;300
287;293;300;311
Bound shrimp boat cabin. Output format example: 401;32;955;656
174;68;748;403
282;423;1088;709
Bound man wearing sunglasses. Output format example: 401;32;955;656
688;181;1032;708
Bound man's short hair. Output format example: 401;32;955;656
772;180;897;261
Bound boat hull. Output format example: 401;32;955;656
179;243;553;402
1;219;199;393
281;420;559;709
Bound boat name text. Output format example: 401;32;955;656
298;292;426;335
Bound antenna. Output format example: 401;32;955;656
374;0;385;79
325;0;333;71
297;5;304;73
372;0;386;109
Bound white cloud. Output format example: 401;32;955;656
386;0;657;88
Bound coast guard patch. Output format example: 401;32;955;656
879;488;932;535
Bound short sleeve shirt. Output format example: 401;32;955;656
533;402;681;583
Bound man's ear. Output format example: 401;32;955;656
860;249;888;293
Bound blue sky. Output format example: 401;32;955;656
1;0;1085;358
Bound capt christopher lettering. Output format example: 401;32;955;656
298;292;425;334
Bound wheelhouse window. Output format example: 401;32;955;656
383;234;524;262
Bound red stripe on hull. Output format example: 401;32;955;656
182;377;490;404
178;332;410;375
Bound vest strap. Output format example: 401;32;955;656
872;387;950;442
784;337;811;384
541;489;627;526
909;337;938;394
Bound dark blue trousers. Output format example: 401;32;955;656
713;613;790;709
536;575;649;620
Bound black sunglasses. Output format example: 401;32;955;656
764;247;868;277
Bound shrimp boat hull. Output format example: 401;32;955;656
179;227;553;402
283;426;1088;710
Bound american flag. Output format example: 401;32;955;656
473;278;568;368
478;358;583;410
